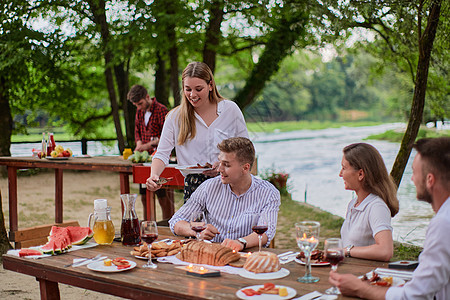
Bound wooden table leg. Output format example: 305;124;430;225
8;166;18;233
119;172;130;194
37;278;60;300
55;169;63;223
146;190;156;221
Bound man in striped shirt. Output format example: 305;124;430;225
169;137;280;251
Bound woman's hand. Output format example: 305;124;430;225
202;161;220;177
146;175;162;191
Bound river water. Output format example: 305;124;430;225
11;123;432;246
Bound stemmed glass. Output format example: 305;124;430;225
190;211;207;241
140;221;158;269
295;221;320;283
251;212;268;252
324;238;344;294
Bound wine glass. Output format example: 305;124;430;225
140;221;158;269
295;221;320;283
324;238;344;294
190;211;207;241
251;212;268;252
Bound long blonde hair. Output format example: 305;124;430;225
176;62;224;145
343;143;399;217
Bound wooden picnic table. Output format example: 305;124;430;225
2;230;389;300
0;156;134;248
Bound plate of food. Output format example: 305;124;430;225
176;163;213;175
294;250;330;266
236;283;296;300
238;268;290;280
87;258;136;272
359;271;405;287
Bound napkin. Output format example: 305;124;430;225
373;268;414;281
157;255;241;274
279;252;300;264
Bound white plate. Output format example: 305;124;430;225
175;165;212;176
359;272;405;287
134;255;157;261
87;260;136;272
294;258;330;266
236;285;296;300
239;268;290;280
46;157;70;160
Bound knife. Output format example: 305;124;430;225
277;251;294;258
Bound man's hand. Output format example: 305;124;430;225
222;239;244;252
146;175;162;191
200;224;219;240
329;271;386;299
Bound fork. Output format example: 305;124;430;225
279;252;299;262
64;254;102;267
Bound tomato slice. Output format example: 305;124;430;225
263;282;275;290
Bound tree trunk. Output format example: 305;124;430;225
155;52;170;106
202;0;224;73
114;61;134;148
89;0;125;153
0;75;12;177
166;4;180;107
0;190;13;260
234;6;308;109
390;0;442;187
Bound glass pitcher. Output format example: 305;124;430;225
120;193;141;246
88;206;115;245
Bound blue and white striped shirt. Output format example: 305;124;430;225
169;175;281;246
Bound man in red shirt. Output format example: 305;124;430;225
127;84;173;220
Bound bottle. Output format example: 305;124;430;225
120;194;140;246
46;132;53;156
88;199;115;245
41;133;47;158
49;132;56;150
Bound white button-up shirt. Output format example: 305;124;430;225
386;197;450;300
340;193;392;247
153;100;248;168
169;175;281;246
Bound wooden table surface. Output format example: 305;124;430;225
2;234;389;300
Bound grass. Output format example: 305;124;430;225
247;120;383;133
366;127;450;143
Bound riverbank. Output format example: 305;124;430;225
0;170;420;299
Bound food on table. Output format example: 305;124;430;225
241;288;261;296
112;257;131;269
361;271;394;286
18;248;43;257
127;150;152;163
296;249;325;263
49;145;72;158
103;259;112;266
187;162;213;169
176;240;240;266
241;283;287;297
41;226;93;255
243;251;281;274
130;240;183;258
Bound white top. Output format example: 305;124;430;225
340;193;392;247
144;111;151;126
386;197;450;300
169;175;280;246
153;99;248;168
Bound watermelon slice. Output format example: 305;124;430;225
40;226;94;255
19;248;43;257
66;226;93;245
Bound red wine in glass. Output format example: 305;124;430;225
141;233;158;244
325;250;344;265
191;225;207;233
252;225;268;235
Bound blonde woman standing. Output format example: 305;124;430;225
146;62;248;202
339;143;399;261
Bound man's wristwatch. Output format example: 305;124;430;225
345;245;354;257
237;238;247;250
